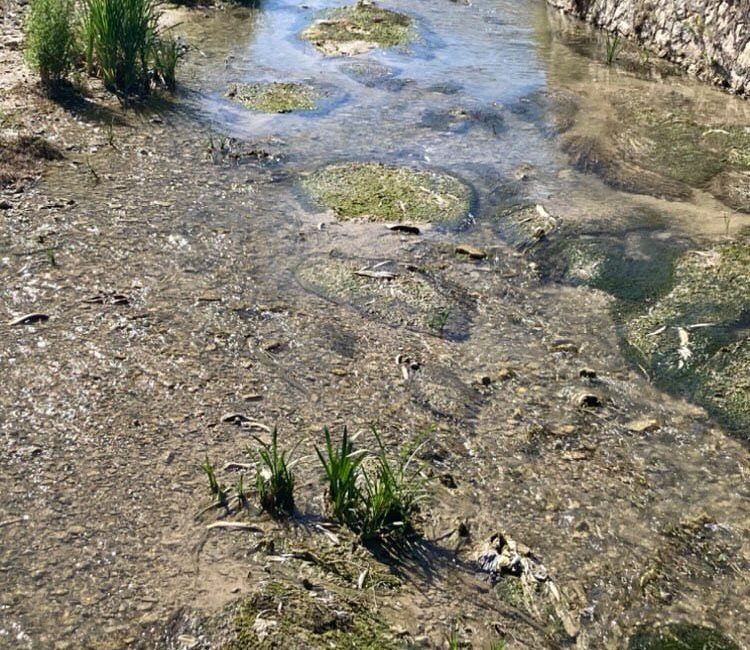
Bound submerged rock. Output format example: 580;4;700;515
302;162;472;224
226;82;322;113
628;623;739;650
301;3;412;57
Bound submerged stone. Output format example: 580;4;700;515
303;162;472;223
226;82;322;113
301;3;412;57
628;623;739;650
339;61;407;91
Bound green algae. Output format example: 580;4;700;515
297;258;472;338
301;3;412;57
303;162;472;224
628;623;739;650
225;581;406;650
226;82;322;113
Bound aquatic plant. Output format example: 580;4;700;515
605;30;622;66
226;82;321;113
315;426;366;527
24;0;77;88
250;428;299;518
81;0;181;96
303;162;472;223
358;428;425;542
200;456;228;507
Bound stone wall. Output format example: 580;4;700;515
546;0;750;97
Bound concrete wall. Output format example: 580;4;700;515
546;0;750;97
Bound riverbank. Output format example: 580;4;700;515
546;0;750;98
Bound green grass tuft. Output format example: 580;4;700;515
316;426;366;527
24;0;77;87
251;428;299;518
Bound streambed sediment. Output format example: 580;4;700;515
1;1;749;649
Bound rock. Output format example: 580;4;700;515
243;393;263;402
0;200;12;210
579;368;597;379
480;375;492;386
221;413;251;425
9;313;49;326
625;418;660;433
574;392;603;408
177;635;199;650
387;223;420;234
264;339;283;352
439;473;457;489
455;244;487;259
552;339;579;353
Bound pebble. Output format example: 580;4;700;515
625;418;660;433
455;244;487;259
574;392;603;408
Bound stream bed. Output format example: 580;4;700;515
1;0;748;648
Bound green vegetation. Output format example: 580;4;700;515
23;0;182;95
82;0;158;94
251;428;299;518
604;30;622;66
303;162;472;223
24;0;76;88
302;3;412;56
226;581;407;649
358;429;424;542
315;427;424;543
316;426;365;527
200;456;229;507
227;82;322;113
628;623;739;650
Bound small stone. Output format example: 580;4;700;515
264;339;283;352
177;635;199;650
496;366;515;381
552;339;579;353
439;473;457;489
221;413;250;424
387;223;421;235
0;200;12;210
625;418;660;433
243;393;263;402
480;375;492;386
455;244;487;259
574;392;603;408
579;368;597;379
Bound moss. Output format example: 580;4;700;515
628;623;739;650
495;577;526;610
303;162;471;224
297;258;469;337
339;61;406;91
226;82;322;113
623;241;750;435
301;3;412;56
225;581;406;650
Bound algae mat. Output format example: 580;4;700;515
301;3;412;57
226;82;323;113
303;162;472;224
296;257;474;340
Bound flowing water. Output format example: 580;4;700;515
1;0;749;648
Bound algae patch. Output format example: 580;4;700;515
628;623;739;650
301;3;412;57
303;162;471;223
226;82;322;113
297;258;474;339
225;581;406;650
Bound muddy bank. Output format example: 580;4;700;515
545;0;750;97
